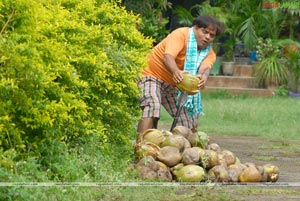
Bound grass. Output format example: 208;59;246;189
2;93;300;200
160;93;300;140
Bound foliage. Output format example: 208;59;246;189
237;16;257;51
171;5;193;27
172;0;230;29
122;0;170;44
254;54;288;87
0;0;153;155
280;1;300;17
255;37;281;61
284;46;300;92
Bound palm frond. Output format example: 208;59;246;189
237;16;257;50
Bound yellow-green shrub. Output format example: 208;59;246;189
0;0;153;153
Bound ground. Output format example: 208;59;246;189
158;123;300;200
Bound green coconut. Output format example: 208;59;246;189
161;130;173;137
200;149;219;169
173;164;206;182
187;131;209;148
140;129;165;146
175;72;199;95
161;135;190;151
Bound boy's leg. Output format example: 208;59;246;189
137;76;162;134
137;117;159;134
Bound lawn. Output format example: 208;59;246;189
160;94;300;140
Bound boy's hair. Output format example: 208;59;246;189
193;15;225;36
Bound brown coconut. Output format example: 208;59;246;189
220;150;236;166
181;147;200;165
208;165;230;182
156;161;173;182
228;164;245;182
256;165;268;182
207;143;221;153
135;156;160;180
157;146;182;167
172;125;193;139
135;155;160;171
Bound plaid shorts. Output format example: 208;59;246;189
138;76;199;129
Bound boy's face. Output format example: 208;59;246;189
194;25;217;49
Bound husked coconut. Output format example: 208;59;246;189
135;156;160;172
192;147;205;157
173;164;206;182
263;163;280;182
228;164;245;182
137;166;157;180
207;143;221;153
181;147;200;165
235;157;241;165
256;165;268;182
156;161;173;181
161;130;173;137
134;142;160;160
161;135;189;151
239;165;262;182
183;137;192;149
208;165;229;182
156;161;169;171
157;146;182;167
200;149;219;169
157;167;173;182
172;125;193;139
140;129;165;146
187;131;209;148
135;156;160;180
135;156;173;181
217;153;227;167
220;150;236;166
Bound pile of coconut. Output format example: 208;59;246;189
133;126;279;183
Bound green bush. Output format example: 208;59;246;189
0;0;152;154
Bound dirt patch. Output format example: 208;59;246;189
208;133;300;183
158;123;300;200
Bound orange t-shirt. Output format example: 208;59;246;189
142;27;216;86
